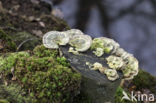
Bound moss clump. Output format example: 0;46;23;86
33;45;58;58
56;57;70;67
132;70;156;94
0;29;17;52
0;45;81;103
0;83;35;103
0;51;30;74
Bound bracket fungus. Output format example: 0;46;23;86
42;29;139;81
91;62;103;71
65;29;83;38
115;48;132;59
106;55;124;70
104;69;119;81
91;37;120;57
86;62;119;81
68;47;79;55
122;56;139;80
69;35;92;52
93;48;104;57
43;31;69;49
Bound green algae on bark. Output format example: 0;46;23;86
0;45;81;103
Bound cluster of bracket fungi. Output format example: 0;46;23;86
43;29;139;81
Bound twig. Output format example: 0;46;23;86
16;38;35;51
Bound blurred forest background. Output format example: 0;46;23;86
46;0;156;75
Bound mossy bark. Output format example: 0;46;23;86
0;0;69;53
0;29;17;53
132;70;156;94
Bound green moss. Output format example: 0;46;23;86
0;99;9;103
0;51;30;73
0;83;35;103
33;45;58;58
56;57;70;67
115;86;135;103
132;69;156;94
15;57;80;102
0;29;17;52
0;45;81;103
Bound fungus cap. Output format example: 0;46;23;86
65;29;83;38
43;31;69;49
69;35;92;52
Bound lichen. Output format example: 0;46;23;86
0;45;81;103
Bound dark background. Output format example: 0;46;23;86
44;0;156;75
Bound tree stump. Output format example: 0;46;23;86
60;45;123;103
